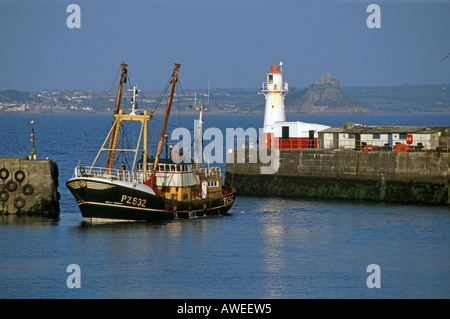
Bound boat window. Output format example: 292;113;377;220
170;165;175;172
159;165;165;172
208;181;218;187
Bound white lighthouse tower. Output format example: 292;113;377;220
261;60;288;148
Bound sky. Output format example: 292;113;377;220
0;0;449;92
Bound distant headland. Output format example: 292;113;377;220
286;72;371;114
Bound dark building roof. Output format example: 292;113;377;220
320;123;441;135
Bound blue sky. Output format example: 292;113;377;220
0;0;449;91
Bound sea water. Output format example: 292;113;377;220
0;113;449;299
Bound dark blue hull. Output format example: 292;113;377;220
66;177;235;222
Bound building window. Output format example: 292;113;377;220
282;126;289;140
373;133;380;139
348;133;355;139
399;133;407;139
268;75;273;84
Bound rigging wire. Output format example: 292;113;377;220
76;64;121;167
78;65;207;171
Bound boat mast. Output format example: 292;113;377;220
150;63;181;188
106;62;128;170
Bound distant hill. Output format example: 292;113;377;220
0;89;35;102
285;73;371;114
342;84;450;113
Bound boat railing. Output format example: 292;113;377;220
74;166;143;183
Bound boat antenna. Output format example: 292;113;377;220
149;63;181;189
129;85;139;115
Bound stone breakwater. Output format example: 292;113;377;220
0;157;60;216
225;149;450;205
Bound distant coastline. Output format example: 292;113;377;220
1;83;449;115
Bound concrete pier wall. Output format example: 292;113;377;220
225;149;450;205
0;157;60;216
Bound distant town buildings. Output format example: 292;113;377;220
1;81;449;114
0;89;95;112
0;88;257;114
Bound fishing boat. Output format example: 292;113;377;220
66;62;236;223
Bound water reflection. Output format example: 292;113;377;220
0;214;59;226
261;224;285;298
65;215;235;298
256;198;306;298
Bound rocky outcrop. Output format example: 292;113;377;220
286;72;371;114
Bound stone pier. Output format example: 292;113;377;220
0;157;60;216
225;149;450;205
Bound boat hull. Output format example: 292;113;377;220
66;177;235;222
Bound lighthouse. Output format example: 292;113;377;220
260;61;331;149
261;60;288;148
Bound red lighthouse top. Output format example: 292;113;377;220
270;62;280;73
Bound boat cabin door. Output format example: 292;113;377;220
201;181;208;199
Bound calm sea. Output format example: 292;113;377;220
0;112;449;299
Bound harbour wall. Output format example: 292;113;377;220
0;157;60;216
225;149;450;205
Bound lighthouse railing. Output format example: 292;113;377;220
261;82;288;92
